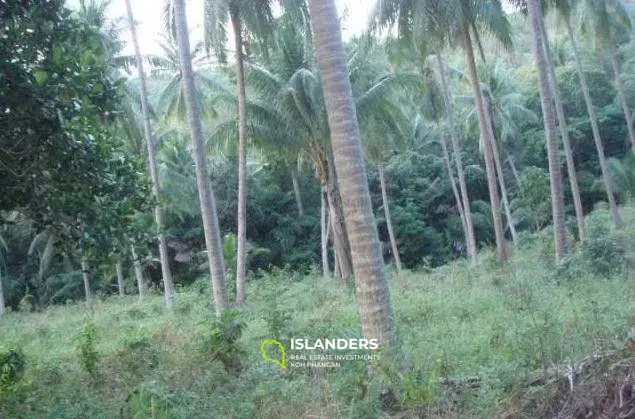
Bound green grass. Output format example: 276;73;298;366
0;206;633;418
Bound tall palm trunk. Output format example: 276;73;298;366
291;164;305;217
174;0;228;315
116;261;125;297
488;130;519;247
463;28;508;263
528;0;567;262
377;162;402;272
309;0;395;347
81;257;91;300
440;133;469;249
131;244;148;299
437;55;477;263
565;18;622;229
609;44;635;150
125;0;174;309
326;158;354;280
541;16;585;239
320;186;329;278
230;7;248;307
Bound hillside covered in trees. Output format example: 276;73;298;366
1;0;635;417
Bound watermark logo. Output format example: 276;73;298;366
260;339;286;369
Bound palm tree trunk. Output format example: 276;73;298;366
125;0;174;309
541;15;585;239
81;258;91;300
377;162;402;272
488;130;519;247
230;7;248;307
609;43;635;150
116;261;125;297
439;133;469;248
566;18;622;229
320;186;329;278
463;28;508;263
309;0;395;347
528;0;568;262
174;0;228;315
131;244;148;299
507;155;521;187
437;55;477;263
291;164;305;217
326;159;354;280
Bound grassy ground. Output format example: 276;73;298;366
0;206;633;418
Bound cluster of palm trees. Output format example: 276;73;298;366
28;0;628;356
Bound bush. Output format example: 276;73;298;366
197;311;246;374
579;210;630;276
73;320;100;378
0;348;25;392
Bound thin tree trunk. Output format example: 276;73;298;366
377;163;402;272
566;18;622;229
326;159;354;280
116;261;125;297
125;0;175;309
131;244;148;299
230;7;248;307
507;155;521;187
609;44;635;150
174;0;228;315
291;164;305;217
540;16;586;239
437;55;477;263
0;266;5;317
463;28;508;263
309;0;396;348
488;131;519;248
320;186;329;279
81;258;91;300
440;133;469;248
528;0;568;262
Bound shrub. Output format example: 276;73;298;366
0;348;25;392
198;311;246;374
579;210;629;276
73;320;100;378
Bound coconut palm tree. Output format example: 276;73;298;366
308;0;395;347
552;0;623;229
527;0;568;261
372;0;512;263
536;7;586;239
174;0;228;315
372;10;479;264
125;0;175;309
203;0;280;306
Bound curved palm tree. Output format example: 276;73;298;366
174;0;228;315
308;0;396;348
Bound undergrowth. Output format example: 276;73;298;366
0;206;632;418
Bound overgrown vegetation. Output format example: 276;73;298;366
0;206;632;418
